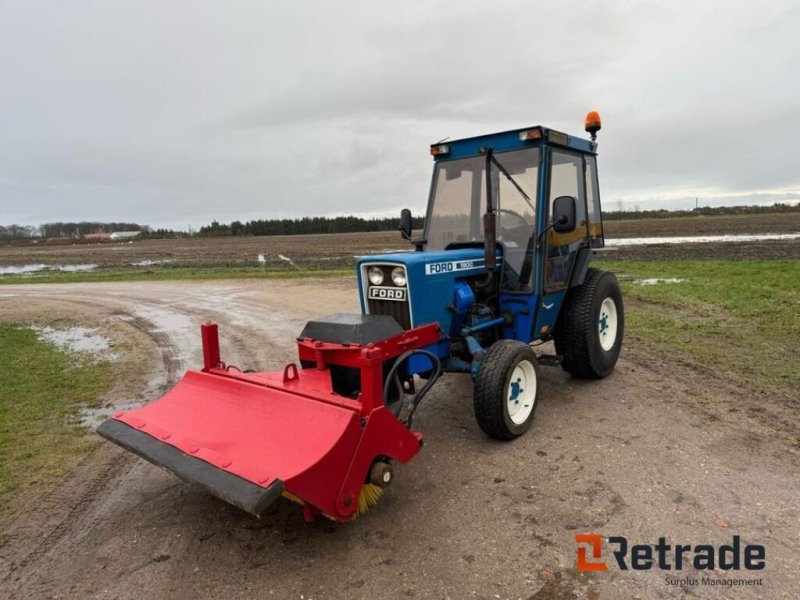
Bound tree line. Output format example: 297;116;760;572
1;203;797;241
0;222;144;239
198;215;426;237
196;204;798;234
602;202;799;221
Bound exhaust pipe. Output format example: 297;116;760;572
483;147;497;271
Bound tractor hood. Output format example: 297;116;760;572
356;247;500;333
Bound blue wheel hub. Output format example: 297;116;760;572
509;377;523;403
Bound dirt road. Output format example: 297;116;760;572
0;279;798;599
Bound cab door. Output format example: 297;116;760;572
543;150;589;293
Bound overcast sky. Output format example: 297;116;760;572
1;1;798;229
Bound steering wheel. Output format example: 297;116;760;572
495;208;535;287
496;208;530;229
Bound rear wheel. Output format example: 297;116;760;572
554;268;624;379
473;340;539;440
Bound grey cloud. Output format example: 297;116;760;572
1;1;798;229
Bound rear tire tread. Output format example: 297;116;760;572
554;268;624;379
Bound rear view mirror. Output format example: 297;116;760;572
552;196;577;233
399;208;413;240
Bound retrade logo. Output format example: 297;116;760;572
575;534;765;572
575;534;608;571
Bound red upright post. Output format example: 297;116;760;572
201;323;221;371
358;344;386;413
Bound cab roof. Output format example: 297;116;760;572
430;125;596;161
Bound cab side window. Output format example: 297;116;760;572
549;151;587;232
585;155;604;247
544;151;587;292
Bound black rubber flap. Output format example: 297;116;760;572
299;313;403;345
98;419;284;516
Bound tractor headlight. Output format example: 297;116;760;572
368;266;384;285
391;267;407;287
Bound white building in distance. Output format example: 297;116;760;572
109;231;141;240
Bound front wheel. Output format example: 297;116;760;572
554;268;624;379
473;340;539;440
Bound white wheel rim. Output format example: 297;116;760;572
598;297;618;351
506;360;536;425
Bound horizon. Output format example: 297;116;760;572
2;200;798;236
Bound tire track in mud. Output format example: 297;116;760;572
627;339;800;452
177;287;309;371
1;450;134;597
113;313;182;388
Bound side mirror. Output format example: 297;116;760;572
399;208;413;240
552;196;577;233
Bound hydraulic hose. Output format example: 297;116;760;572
382;349;443;429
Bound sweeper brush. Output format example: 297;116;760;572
98;316;442;522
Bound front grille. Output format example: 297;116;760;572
368;297;412;330
363;263;412;330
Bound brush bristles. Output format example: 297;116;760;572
281;490;304;505
354;483;384;519
282;484;384;521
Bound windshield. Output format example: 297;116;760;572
424;147;540;291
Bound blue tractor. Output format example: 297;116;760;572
356;112;624;440
96;112;625;520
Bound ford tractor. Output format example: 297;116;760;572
99;112;624;522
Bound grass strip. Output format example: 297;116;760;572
0;325;113;509
0;267;354;285
602;259;799;393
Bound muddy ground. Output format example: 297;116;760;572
0;278;797;599
1;212;798;271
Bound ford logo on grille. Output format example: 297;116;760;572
368;286;406;301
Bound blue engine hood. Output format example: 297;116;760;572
356;247;499;331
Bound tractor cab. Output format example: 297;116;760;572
361;114;610;365
421;124;604;297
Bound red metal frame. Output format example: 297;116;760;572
112;321;441;521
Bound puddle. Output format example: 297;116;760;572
606;232;800;247
31;325;118;361
278;254;299;268
354;248;408;258
632;278;686;286
352;236;797;257
0;263;98;275
128;305;199;372
82;307;200;428
131;259;173;267
0;264;49;275
58;264;98;272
